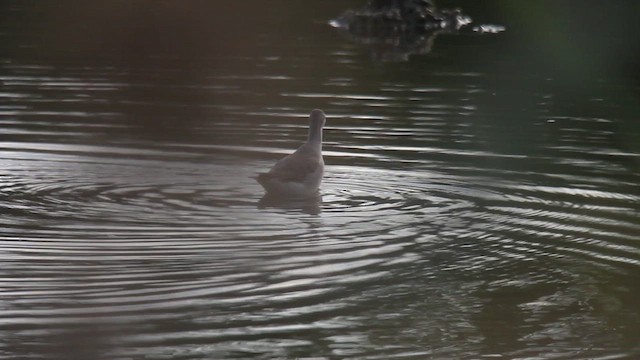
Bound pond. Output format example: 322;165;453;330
1;1;639;359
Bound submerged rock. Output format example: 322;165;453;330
331;0;471;36
472;24;506;34
330;0;481;61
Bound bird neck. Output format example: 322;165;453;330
307;123;323;145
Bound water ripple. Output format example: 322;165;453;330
1;55;639;359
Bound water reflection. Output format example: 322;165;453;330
331;24;445;62
258;194;323;215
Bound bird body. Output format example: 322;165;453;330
256;109;326;198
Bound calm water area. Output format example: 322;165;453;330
1;1;639;359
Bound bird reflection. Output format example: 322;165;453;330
257;193;323;215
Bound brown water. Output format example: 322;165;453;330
1;1;639;359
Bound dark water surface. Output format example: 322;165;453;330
1;1;639;359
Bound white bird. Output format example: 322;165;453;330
256;109;326;198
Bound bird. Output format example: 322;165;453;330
256;109;326;198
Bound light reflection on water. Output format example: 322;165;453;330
2;4;640;360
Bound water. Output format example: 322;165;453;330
1;1;639;359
